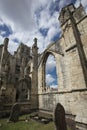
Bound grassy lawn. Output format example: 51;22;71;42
0;114;54;130
0;115;71;130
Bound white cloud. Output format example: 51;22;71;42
0;20;5;43
8;30;45;53
75;0;80;7
81;0;87;8
58;0;72;10
8;40;19;54
75;0;87;13
46;55;58;87
46;74;55;85
0;0;54;32
0;0;61;54
46;55;56;72
0;35;4;45
0;0;36;32
0;31;6;36
50;84;58;88
59;0;66;9
0;0;87;55
0;19;4;26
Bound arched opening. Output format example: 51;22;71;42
42;52;58;92
46;54;58;91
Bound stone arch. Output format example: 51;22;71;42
38;50;63;93
42;51;56;91
38;49;65;111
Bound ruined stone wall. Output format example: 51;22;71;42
77;16;87;59
38;4;87;130
0;45;3;60
0;4;87;129
0;39;32;117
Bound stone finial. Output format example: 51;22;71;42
33;38;38;48
32;38;38;51
3;38;9;49
34;38;37;44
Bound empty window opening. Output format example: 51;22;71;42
45;54;58;91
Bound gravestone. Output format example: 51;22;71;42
54;103;67;130
8;103;20;122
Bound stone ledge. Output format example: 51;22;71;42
38;88;87;95
76;121;87;130
75;116;87;125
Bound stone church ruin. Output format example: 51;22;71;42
0;3;87;130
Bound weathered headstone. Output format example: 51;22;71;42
8;103;20;122
54;103;67;130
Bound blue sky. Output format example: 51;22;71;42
46;55;58;88
0;0;87;88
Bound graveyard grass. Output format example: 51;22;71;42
0;115;71;130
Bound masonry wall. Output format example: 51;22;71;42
38;6;87;130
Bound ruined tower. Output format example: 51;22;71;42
59;3;87;87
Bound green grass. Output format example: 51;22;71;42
0;115;54;130
0;115;71;130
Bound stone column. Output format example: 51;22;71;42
31;38;38;110
0;38;9;73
